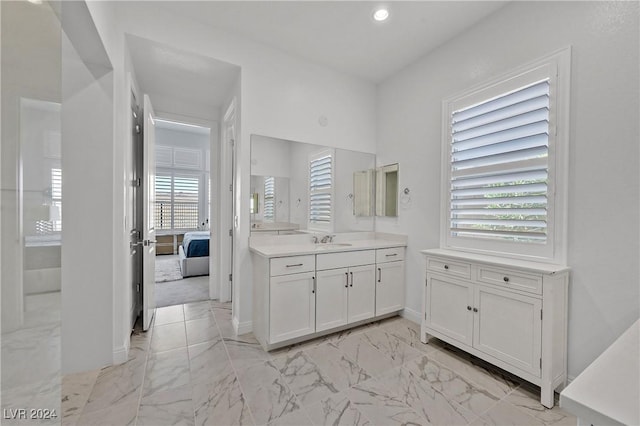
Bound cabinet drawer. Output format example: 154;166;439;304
317;250;375;271
476;266;542;295
270;255;315;277
376;247;405;263
427;257;471;280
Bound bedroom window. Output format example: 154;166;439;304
37;167;62;234
155;172;201;230
308;149;334;231
442;49;570;263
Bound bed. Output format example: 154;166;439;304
179;231;210;277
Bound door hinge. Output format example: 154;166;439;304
229;273;233;282
135;124;141;134
131;177;141;187
229;184;233;191
540;309;543;320
540;358;542;369
136;283;140;292
425;312;427;320
228;229;233;237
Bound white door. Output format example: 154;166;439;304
473;285;542;376
269;272;316;343
425;275;474;346
316;268;349;332
347;265;376;323
142;94;157;331
375;261;405;316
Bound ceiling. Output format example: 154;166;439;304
126;34;240;118
154;1;509;83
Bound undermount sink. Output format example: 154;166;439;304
315;243;353;250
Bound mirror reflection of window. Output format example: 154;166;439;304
263;176;275;222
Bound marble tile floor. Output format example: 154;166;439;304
60;301;577;426
1;292;62;426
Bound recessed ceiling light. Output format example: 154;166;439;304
373;8;389;22
27;0;43;4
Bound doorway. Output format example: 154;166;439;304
125;33;240;332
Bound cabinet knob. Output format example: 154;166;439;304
467;306;472;311
444;265;449;270
503;276;510;283
473;307;478;313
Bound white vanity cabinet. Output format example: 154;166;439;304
421;249;569;408
251;243;406;351
375;247;405;316
315;250;376;332
255;254;317;345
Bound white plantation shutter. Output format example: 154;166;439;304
155;174;172;230
263;177;275;221
450;79;550;243
309;151;333;228
173;175;199;229
51;168;62;232
155;173;200;230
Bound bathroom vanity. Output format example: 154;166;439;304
250;233;406;350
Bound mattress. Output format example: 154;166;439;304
182;231;210;258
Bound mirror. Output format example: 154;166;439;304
250;134;376;234
376;163;399;217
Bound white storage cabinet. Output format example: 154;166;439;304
422;249;569;408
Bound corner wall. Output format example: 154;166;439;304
376;1;639;378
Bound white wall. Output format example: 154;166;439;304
61;29;114;373
376;1;639;378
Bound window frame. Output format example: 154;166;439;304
440;48;571;264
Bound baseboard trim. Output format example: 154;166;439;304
232;316;253;336
401;306;422;324
113;340;130;365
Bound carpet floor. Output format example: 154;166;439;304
155;256;209;307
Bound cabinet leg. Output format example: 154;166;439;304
540;383;555;409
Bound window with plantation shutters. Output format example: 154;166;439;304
442;50;570;263
263;176;275;222
450;80;550;243
173;175;199;229
155;173;201;230
309;149;334;231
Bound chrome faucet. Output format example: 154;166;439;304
320;235;335;243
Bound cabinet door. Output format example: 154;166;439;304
347;265;376;323
473;285;542;376
375;261;405;316
270;272;316;343
316;268;349;332
425;275;474;346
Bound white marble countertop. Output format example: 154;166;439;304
560;319;640;426
250;232;407;258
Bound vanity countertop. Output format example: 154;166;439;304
250;234;407;258
560;319;639;426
